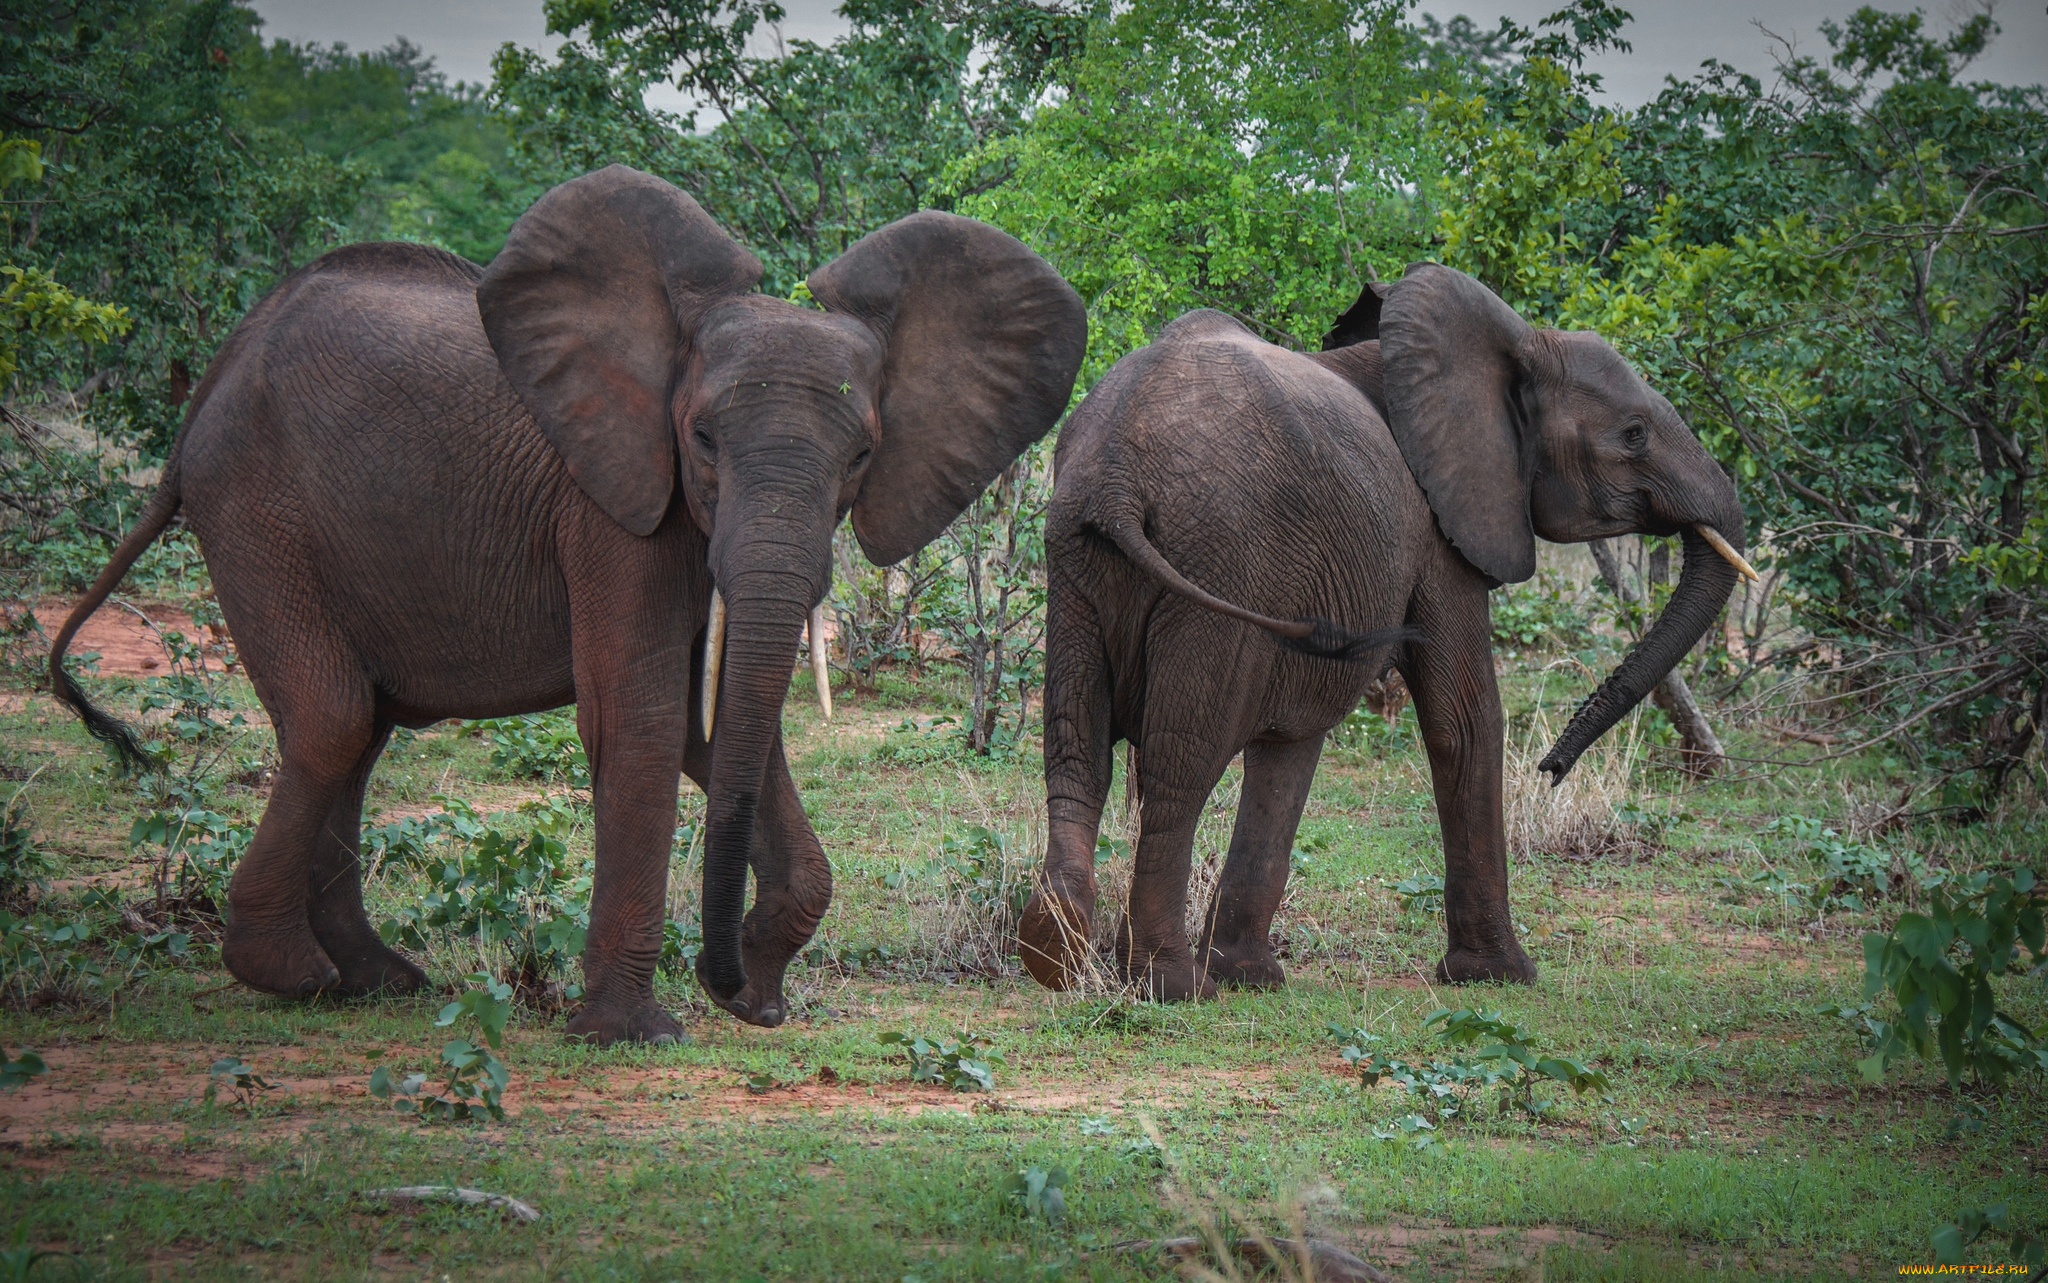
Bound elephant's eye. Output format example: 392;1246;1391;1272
1622;422;1647;449
849;446;873;471
694;428;716;455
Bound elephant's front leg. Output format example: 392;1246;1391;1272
1402;571;1537;984
567;717;689;1047
727;731;830;1027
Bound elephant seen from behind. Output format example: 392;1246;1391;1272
1018;262;1754;999
51;165;1087;1042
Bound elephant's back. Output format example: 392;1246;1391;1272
179;243;550;487
1054;311;1424;600
174;243;586;710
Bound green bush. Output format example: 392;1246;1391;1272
369;974;513;1123
1834;867;2048;1089
878;1029;1003;1092
467;712;589;789
1331;1007;1611;1138
378;799;590;998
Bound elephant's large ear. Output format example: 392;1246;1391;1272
477;165;762;536
1380;262;1540;586
808;212;1086;566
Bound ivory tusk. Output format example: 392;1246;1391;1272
1695;525;1761;584
808;604;833;720
701;588;726;742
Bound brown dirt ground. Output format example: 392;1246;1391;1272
34;597;233;679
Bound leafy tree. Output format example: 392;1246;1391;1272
492;0;1084;292
1;0;366;453
1425;4;2048;802
233;37;528;263
956;0;1443;384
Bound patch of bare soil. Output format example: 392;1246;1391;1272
0;1035;1268;1168
33;598;233;679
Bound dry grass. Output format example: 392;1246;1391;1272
1503;705;1659;860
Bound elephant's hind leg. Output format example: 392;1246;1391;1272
1020;569;1115;990
1117;724;1249;1003
306;720;429;997
1197;734;1324;989
222;687;380;998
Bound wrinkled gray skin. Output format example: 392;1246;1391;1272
49;166;1085;1042
1017;264;1746;999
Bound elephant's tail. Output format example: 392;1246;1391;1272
47;454;184;770
1103;520;1423;662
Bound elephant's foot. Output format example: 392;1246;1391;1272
1437;943;1537;985
693;954;791;1028
221;919;341;997
1018;881;1095;991
565;1000;687;1046
327;938;428;998
308;912;428;997
712;977;789;1028
1201;939;1287;990
1115;925;1217;1003
1125;952;1218;1002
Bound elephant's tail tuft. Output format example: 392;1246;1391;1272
1104;520;1423;665
47;456;184;772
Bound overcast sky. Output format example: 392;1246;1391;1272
248;0;2047;113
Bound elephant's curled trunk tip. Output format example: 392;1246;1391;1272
1536;525;1740;784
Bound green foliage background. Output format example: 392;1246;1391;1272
2;0;2044;801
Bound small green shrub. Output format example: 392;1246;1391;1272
1116;1135;1165;1166
0;911;190;1004
127;783;251;928
659;916;703;975
1330;700;1416;757
369;975;513;1123
878;1029;1003;1092
1331;1008;1611;1129
1392;872;1445;914
938;825;1028;921
1490;574;1592;652
1001;1165;1068;1222
203;1056;279;1113
0;1045;46;1091
1763;815;1945;913
0;784;54;905
130;628;244;745
873;715;969;766
1831;867;2047;1089
378;799;589;1000
361;811;459;876
1933;1202;2044;1269
467;712;588;789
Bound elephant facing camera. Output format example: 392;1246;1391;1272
48;165;1086;1043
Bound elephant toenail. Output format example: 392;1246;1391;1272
652;1033;676;1046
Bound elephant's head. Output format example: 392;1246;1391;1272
1374;263;1753;784
476;165;1086;1011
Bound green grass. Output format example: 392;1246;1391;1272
2;653;2043;1281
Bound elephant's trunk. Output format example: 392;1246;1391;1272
1538;524;1741;783
695;576;810;1003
